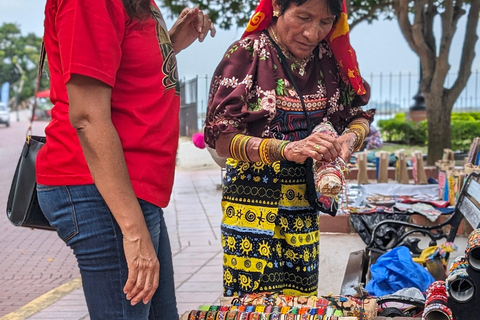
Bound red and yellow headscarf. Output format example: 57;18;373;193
243;0;367;96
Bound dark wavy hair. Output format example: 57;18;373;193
277;0;342;21
122;0;151;19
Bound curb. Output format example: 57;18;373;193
0;277;82;320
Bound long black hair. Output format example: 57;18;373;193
122;0;151;19
276;0;342;21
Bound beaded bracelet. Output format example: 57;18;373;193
259;138;290;164
229;134;252;162
343;120;369;152
216;311;226;320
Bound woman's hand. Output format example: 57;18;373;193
169;7;216;53
123;233;160;306
337;132;357;163
283;132;342;163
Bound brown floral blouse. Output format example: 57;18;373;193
205;31;374;148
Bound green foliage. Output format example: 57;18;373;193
378;112;480;151
451;120;480;151
378;116;427;146
160;0;393;30
348;0;394;28
161;0;256;30
451;112;480;121
0;23;45;104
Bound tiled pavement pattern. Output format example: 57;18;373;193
0;114;468;320
0;118;80;317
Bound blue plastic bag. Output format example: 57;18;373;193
366;246;435;296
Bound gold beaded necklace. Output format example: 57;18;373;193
268;26;313;77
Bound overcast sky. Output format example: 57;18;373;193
1;1;479;85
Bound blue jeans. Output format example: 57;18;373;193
37;184;178;320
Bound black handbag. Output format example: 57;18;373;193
6;43;55;231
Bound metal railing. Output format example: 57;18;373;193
179;69;480;135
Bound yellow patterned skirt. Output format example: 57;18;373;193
221;159;320;297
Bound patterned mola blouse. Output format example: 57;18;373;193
205;31;373;148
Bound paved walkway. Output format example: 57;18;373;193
2;164;373;319
0;116;468;320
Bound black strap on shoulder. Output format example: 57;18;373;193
27;42;46;134
264;29;313;133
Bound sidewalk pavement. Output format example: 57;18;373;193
0;123;468;320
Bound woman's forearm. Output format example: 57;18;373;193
67;75;147;237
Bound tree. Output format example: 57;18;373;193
0;23;44;109
394;0;480;164
161;0;480;164
161;0;255;30
160;0;392;30
347;0;394;29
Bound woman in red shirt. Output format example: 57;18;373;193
36;0;215;318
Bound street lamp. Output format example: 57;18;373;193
409;63;426;121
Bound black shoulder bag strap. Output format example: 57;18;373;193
28;41;47;135
264;30;313;133
264;30;337;216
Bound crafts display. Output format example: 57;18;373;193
465;228;480;270
422;281;454;320
446;256;475;303
182;293;377;320
466;137;480;166
446;228;480;320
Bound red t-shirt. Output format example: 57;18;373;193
37;0;180;208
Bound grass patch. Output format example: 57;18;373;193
374;143;427;155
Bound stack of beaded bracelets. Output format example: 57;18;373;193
466;229;480;270
342;120;369;153
187;304;346;320
446;256;475;303
230;134;289;164
422;281;454;320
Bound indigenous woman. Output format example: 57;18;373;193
204;0;374;297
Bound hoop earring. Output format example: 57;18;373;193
273;10;279;17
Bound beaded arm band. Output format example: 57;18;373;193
229;134;289;164
342;120;369;152
229;134;252;162
259;138;289;164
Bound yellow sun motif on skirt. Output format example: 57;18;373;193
241;238;253;255
239;274;252;290
285;249;299;262
227;236;236;251
253;280;260;291
305;216;312;229
303;248;310;263
221;235;226;248
224;270;233;286
279;216;289;231
276;242;283;256
293;216;304;231
252;162;265;173
258;240;271;258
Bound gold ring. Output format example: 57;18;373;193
314;144;321;150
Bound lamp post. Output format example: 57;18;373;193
409;63;426;121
